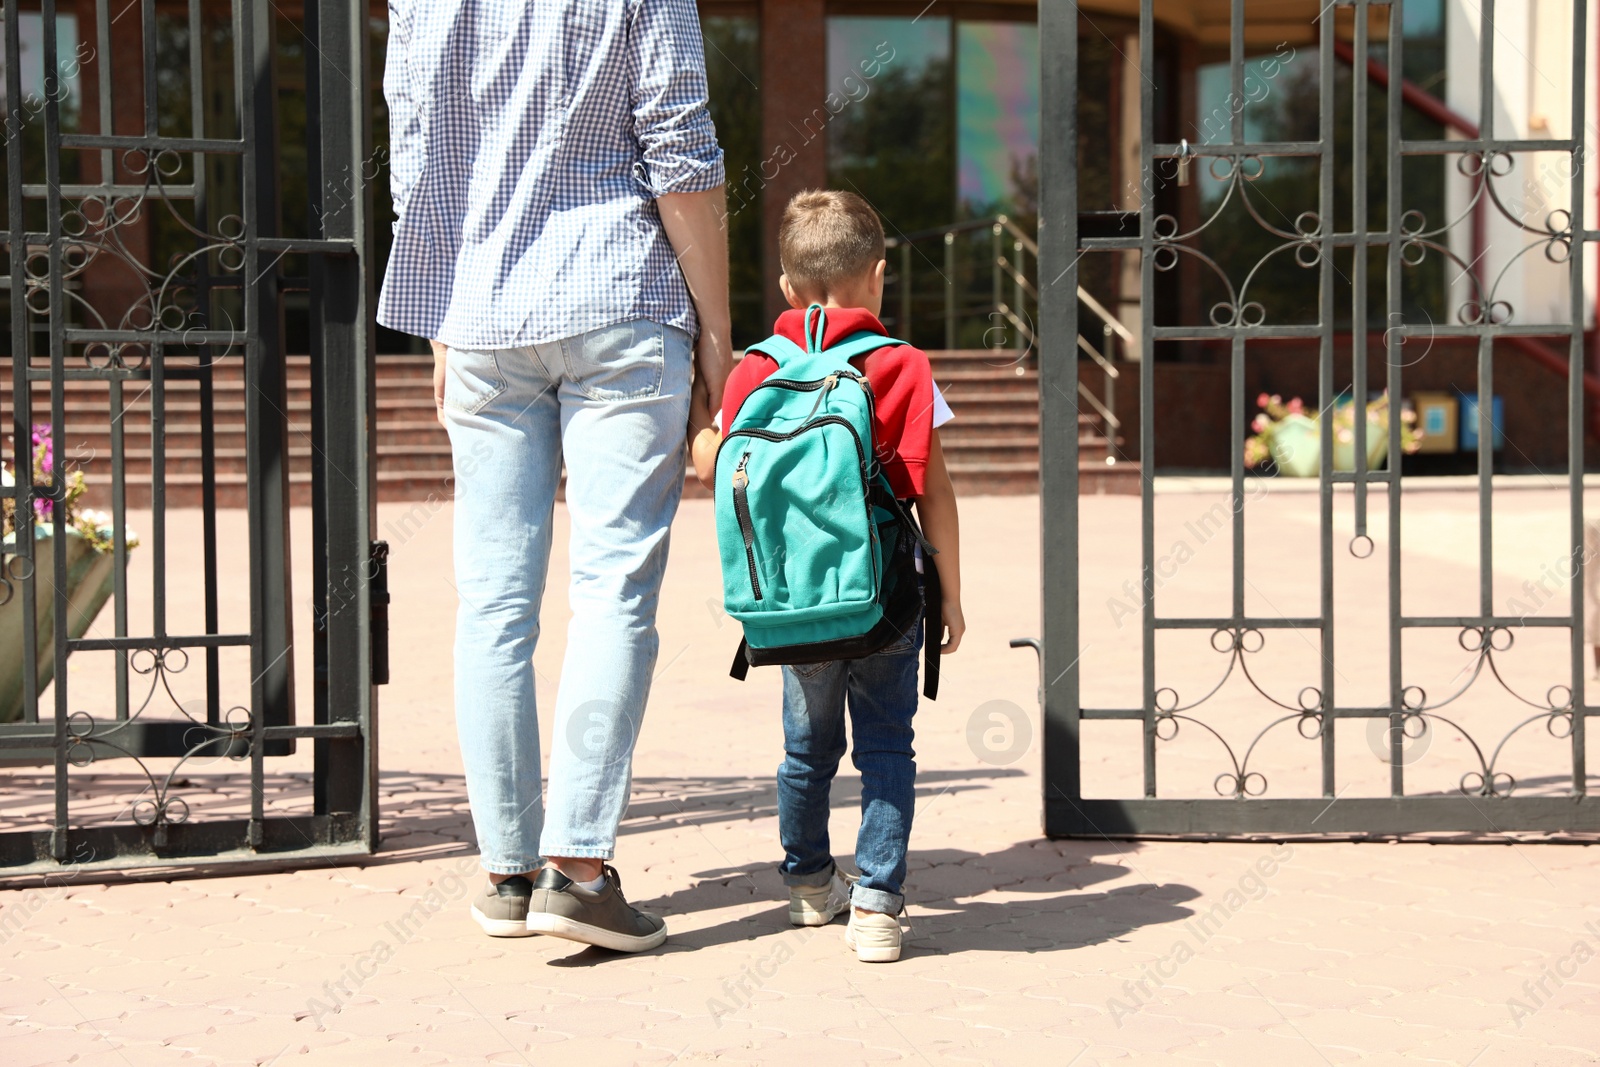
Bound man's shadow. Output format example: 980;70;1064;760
548;839;1198;964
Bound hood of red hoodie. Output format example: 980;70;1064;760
771;306;887;350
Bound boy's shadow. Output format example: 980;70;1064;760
606;839;1198;958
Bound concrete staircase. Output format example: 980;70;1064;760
1;355;449;509
1;350;1136;508
930;350;1136;496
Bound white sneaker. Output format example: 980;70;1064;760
788;867;857;927
845;907;903;962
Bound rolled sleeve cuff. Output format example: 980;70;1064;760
900;458;928;498
635;145;725;197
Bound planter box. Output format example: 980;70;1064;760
1269;412;1390;477
0;526;120;724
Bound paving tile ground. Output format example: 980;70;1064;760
2;488;1598;1064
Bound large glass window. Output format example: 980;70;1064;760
701;14;764;342
824;15;1040;231
824;14;1038;347
826;16;953;235
957;21;1039;218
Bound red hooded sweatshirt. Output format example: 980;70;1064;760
721;307;936;498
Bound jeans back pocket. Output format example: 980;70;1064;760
564;319;665;402
443;347;506;416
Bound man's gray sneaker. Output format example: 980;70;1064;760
523;865;668;952
471;875;536;938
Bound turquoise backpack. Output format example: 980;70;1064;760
716;305;940;699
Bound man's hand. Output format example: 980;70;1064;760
686;379;721;490
693;329;733;415
430;339;448;427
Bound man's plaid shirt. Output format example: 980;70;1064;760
379;0;725;349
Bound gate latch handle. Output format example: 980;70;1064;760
1010;637;1042;708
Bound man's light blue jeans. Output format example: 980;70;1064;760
441;319;691;874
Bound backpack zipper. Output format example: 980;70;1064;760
731;452;762;601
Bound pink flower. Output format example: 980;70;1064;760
1252;413;1270;432
1286;397;1304;415
1257;392;1271;409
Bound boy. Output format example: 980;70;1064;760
687;190;964;962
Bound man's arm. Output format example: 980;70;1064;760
914;429;964;654
659;187;733;414
626;0;729;411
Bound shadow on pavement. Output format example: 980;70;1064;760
609;838;1197;958
619;768;1025;838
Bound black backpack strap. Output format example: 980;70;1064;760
922;558;941;701
729;638;750;681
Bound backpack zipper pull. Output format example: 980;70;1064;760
731;452;761;601
802;374;839;423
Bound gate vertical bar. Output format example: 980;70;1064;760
1139;0;1157;799
1475;1;1496;628
1229;0;1246;634
308;0;378;839
190;0;223;726
1352;2;1370;543
1320;0;1341;795
4;0;40;737
1038;0;1081;830
242;0;296;846
1386;0;1407;797
42;0;71;862
1569;0;1588;794
305;0;332;814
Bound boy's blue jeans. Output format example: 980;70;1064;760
776;613;923;915
440;319;691;873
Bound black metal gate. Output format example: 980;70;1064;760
1;0;380;879
1039;0;1600;836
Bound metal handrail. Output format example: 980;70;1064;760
884;212;1124;447
1075;284;1132;343
1078;381;1121;431
886;214;1124;343
1077;333;1118;377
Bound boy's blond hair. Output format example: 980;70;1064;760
778;190;885;299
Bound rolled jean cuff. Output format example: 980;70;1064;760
779;860;837;888
539;845;614;860
851;885;903;915
480;859;543;876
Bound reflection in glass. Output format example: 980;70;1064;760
957;21;1038;218
826;15;953;235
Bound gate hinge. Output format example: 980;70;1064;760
370;540;391;686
